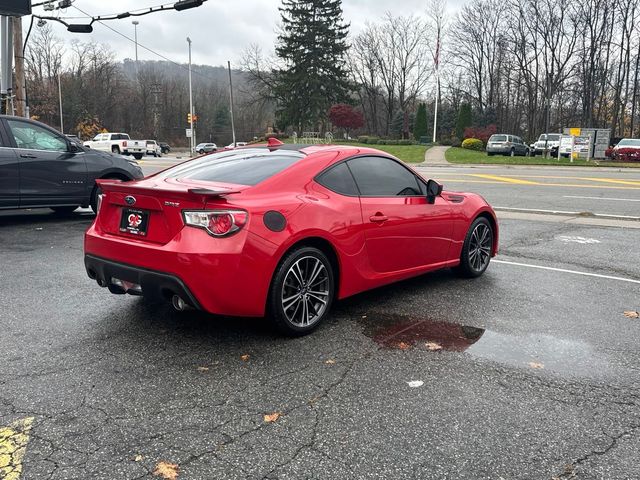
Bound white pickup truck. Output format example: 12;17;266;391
83;132;146;160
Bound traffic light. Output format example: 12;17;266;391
187;112;192;124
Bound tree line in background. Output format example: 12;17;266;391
248;0;640;143
16;24;270;145
12;0;640;144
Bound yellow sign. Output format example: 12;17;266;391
569;128;581;136
0;417;34;480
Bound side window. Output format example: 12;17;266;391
7;120;67;152
316;162;359;196
347;156;422;196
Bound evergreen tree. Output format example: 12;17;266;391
455;103;472;139
414;103;428;141
274;0;351;130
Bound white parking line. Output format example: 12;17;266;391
494;206;640;221
493;259;640;284
563;195;640;202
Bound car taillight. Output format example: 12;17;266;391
123;141;128;147
96;193;105;213
183;210;248;237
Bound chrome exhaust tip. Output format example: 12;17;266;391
171;294;190;312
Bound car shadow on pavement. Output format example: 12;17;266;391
0;208;94;227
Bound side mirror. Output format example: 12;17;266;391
426;179;443;204
68;141;81;153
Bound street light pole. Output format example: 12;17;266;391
187;37;194;155
132;20;139;72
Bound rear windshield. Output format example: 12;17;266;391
617;139;640;147
160;149;305;186
489;135;507;142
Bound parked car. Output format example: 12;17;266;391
225;142;248;149
145;140;162;157
159;142;171;154
84;139;498;336
611;138;640;161
83;132;146;160
0;115;143;213
532;133;562;155
486;134;530;156
195;143;217;154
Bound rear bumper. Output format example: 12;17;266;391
85;254;202;309
84;224;277;317
486;146;511;154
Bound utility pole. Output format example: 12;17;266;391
12;16;26;117
58;71;63;133
187;37;195;154
228;60;236;147
1;15;14;114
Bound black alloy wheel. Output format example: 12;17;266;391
268;246;335;336
455;217;493;278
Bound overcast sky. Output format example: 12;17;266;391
29;0;462;67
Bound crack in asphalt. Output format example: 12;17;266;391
553;424;640;479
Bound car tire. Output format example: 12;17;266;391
133;153;143;160
51;206;78;214
455;216;494;278
487;152;494;156
111;146;120;155
268;246;335;336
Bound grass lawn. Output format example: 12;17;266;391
335;142;429;163
280;138;429;163
445;147;640;168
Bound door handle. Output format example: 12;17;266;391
369;213;388;223
20;153;37;158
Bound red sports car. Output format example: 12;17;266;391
611;138;640;161
84;140;498;335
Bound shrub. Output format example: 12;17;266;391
357;135;370;143
463;125;497;145
398;139;414;145
366;137;380;144
440;138;453;146
451;137;462;148
462;138;484;151
386;139;399;145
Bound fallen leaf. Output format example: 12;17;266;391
153;461;179;480
528;362;544;369
240;354;250;362
407;380;424;388
197;366;209;372
263;412;281;423
623;311;639;319
396;341;411;350
324;359;336;365
134;454;143;462
425;342;443;351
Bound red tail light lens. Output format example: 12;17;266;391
183;210;248;237
123;140;128;147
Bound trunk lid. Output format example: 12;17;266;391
96;178;248;244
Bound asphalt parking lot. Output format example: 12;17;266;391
1;163;639;479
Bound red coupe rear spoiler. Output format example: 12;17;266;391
96;179;242;199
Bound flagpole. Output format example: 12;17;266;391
432;21;441;143
432;70;439;143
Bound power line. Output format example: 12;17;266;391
71;4;209;78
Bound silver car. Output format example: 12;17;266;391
486;134;530;157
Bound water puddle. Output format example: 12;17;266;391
359;313;614;379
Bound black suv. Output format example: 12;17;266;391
0;115;144;213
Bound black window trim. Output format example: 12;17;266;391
314;154;427;199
